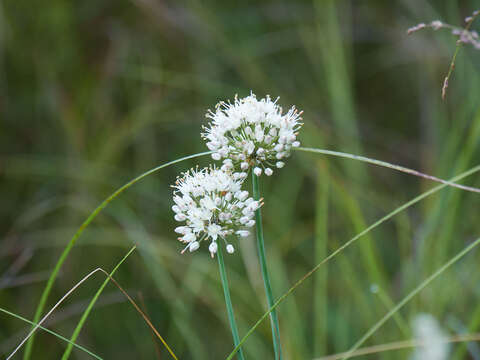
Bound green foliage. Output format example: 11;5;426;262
1;1;480;359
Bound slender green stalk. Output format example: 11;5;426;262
315;332;480;360
217;245;245;360
61;246;138;359
23;151;211;360
251;172;282;360
0;307;103;359
295;147;480;194
225;165;480;360
340;236;480;360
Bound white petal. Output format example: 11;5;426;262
236;230;250;238
189;241;200;252
209;242;218;257
175;226;190;234
246;220;255;227
183;233;196;243
174;214;187;222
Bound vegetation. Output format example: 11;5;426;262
1;1;480;359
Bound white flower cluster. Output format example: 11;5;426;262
172;167;261;257
202;94;303;176
410;314;450;360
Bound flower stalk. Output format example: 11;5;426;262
217;244;245;360
252;172;282;360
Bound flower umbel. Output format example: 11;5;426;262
172;167;261;257
202;93;303;176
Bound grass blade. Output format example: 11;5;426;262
95;269;178;360
315;332;480;360
295;147;480;194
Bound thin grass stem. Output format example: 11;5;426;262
97;269;178;359
217;245;245;360
251;172;282;360
295;147;480;194
315;332;480;360
23;151;211;360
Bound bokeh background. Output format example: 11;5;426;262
1;0;480;359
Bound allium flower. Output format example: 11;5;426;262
202;93;303;176
172;167;261;257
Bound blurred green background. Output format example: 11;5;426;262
1;0;480;359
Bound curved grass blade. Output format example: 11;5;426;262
315;332;480;360
340;236;480;360
94;269;178;360
225;165;480;360
295;147;480;194
0;307;103;359
23;151;211;360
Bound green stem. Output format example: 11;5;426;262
251;172;282;360
217;245;245;360
294;147;480;194
23;151;211;360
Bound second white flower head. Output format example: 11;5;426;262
172;167;261;257
202;93;303;176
